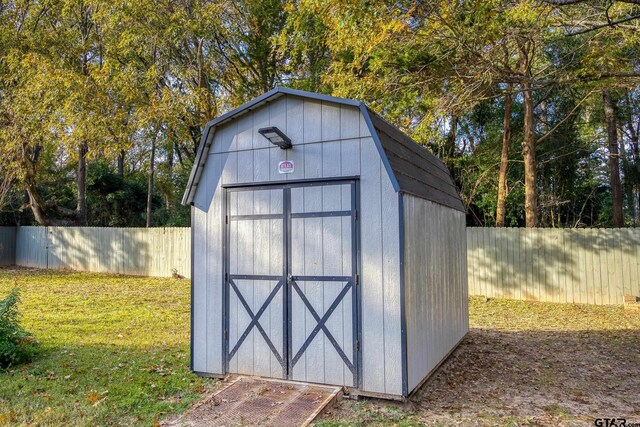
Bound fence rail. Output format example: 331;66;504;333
0;226;639;305
467;228;640;305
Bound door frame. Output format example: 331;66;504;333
221;177;362;387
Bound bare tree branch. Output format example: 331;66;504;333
566;13;640;36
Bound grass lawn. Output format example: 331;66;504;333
1;269;639;426
0;268;213;427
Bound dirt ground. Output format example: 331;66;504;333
318;298;640;426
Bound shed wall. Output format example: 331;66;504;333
191;95;402;395
403;195;468;393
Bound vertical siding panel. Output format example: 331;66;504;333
290;211;306;381
221;151;238;185
303;143;322;179
321;141;341;178
303;189;324;384
381;162;401;395
286;95;304;144
236;113;253;151
286;145;305;181
237;150;254;183
223;120;239;152
321;102;341;141
359;111;371;137
192;208;208;372
322;187;344;386
340;139;360;177
206;155;223;373
237;191;255;375
269;96;288;132
360;139;385;393
269;191;284;377
303;100;322;143
252;107;270;149
286;95;305;181
253;192;271;377
340;106;360;139
253;148;270;183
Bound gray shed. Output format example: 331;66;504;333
182;87;468;398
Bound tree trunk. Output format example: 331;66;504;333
146;135;156;227
496;84;513;227
625;92;640;227
24;165;50;226
603;91;624;227
117;150;125;177
522;79;538;227
631;132;640;227
76;142;88;225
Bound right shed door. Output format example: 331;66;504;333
288;181;359;387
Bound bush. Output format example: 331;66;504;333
0;289;39;368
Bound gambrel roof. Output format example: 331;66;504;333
182;87;465;212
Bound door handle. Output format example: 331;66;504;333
287;273;293;283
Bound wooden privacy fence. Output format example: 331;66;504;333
14;226;190;278
0;226;639;305
467;228;640;305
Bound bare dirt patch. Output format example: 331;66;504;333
318;297;640;426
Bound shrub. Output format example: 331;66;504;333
0;289;39;368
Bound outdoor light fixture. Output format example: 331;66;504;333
258;127;292;149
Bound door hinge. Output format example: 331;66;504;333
225;214;228;224
356;339;360;351
224;330;228;340
355;274;359;286
224;272;228;281
354;209;358;221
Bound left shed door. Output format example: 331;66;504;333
226;187;286;378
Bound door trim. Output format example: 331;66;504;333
222;178;361;387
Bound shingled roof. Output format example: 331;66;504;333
182;87;465;212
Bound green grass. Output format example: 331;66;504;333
469;296;640;331
0;268;212;427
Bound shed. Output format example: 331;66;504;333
182;87;468;398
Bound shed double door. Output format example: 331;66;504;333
225;180;359;387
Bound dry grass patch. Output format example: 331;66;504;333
319;297;640;426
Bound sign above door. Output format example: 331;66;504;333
278;160;294;174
